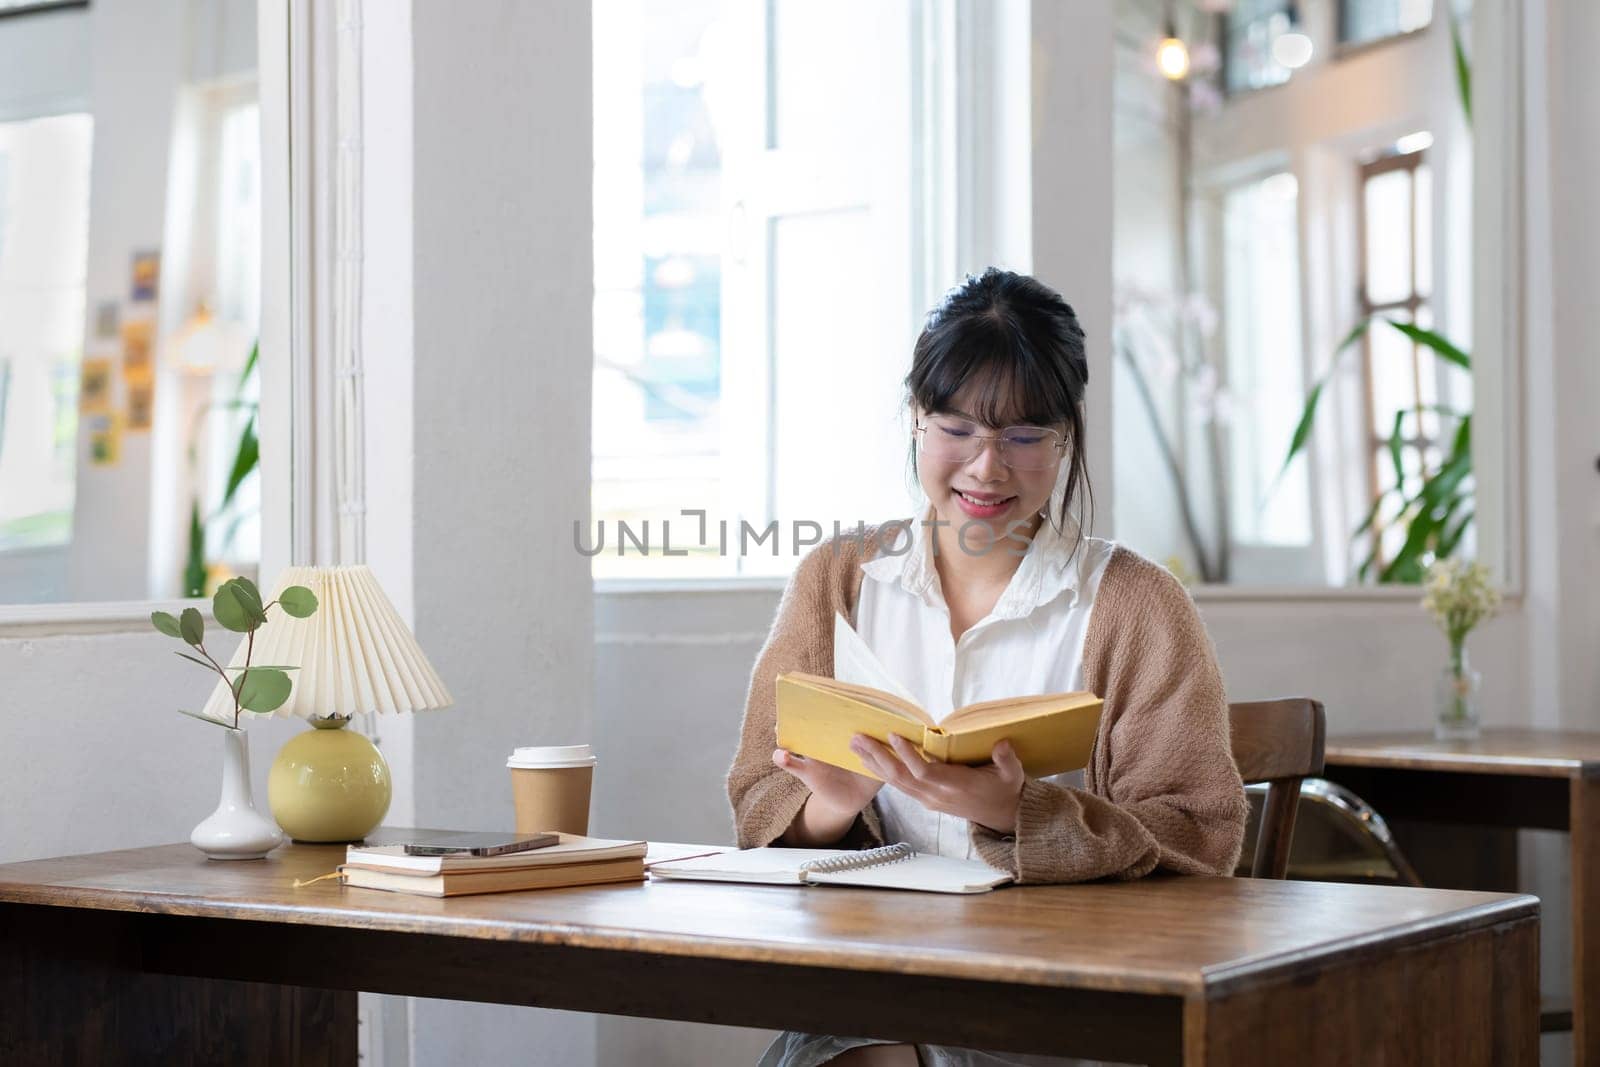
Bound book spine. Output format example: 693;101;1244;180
922;726;951;763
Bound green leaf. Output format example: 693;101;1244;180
151;611;182;638
174;650;216;671
184;501;207;598
1382;320;1470;371
226;576;267;624
179;607;205;646
175;708;237;730
1449;10;1472;125
1273;318;1372;488
213;582;255;633
235;668;293;713
1438;509;1475;557
219;415;259;513
278;585;318;619
1386;409;1408;499
1450;411;1473;463
234;341;259;403
1350;488;1393;542
1379;454;1472;582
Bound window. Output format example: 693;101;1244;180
1357;140;1464;571
1221;172;1310;548
0;113;93;552
1223;0;1295;94
592;0;936;578
1339;0;1433;48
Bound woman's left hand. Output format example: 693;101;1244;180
850;734;1026;835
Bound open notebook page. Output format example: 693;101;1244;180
804;852;1012;893
648;846;1014;894
649;848;858;885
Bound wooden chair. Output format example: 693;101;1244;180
1229;698;1326;879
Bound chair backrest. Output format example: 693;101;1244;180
1229;698;1326;879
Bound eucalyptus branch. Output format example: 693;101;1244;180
151;578;319;730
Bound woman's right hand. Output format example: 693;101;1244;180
771;746;883;846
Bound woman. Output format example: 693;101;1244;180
727;269;1247;1067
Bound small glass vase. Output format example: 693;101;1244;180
1434;647;1482;741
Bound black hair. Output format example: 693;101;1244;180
905;267;1093;543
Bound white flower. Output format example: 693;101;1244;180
1421;559;1502;647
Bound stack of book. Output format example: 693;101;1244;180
341;834;649;897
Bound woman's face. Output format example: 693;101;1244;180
914;385;1064;547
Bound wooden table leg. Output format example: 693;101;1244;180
1574;777;1600;1065
0;904;356;1066
1183;916;1539;1066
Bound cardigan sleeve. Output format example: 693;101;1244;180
970;550;1247;882
726;540;886;850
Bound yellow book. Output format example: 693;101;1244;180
775;615;1101;780
776;673;1101;780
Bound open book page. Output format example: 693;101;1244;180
833;613;919;704
941;690;1102;732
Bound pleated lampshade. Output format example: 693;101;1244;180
201;565;453;721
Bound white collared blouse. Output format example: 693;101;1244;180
849;510;1117;860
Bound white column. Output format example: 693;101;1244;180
1030;0;1114;535
405;1;596;1063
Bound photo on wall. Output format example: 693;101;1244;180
86;413;121;466
130;250;160;302
79;357;114;413
121;319;153;379
95;301;119;340
126;380;155;432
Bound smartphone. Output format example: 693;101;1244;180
402;831;560;857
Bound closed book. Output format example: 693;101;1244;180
341;856;645;897
345;834;647;875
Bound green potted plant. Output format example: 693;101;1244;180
152;576;317;858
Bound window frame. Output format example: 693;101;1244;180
0;0;299;634
1355;145;1441;574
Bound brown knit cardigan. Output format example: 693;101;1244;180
725;527;1248;883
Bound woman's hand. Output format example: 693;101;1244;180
851;734;1026;835
771;748;884;846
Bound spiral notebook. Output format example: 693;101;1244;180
647;843;1013;895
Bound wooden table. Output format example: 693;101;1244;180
0;837;1539;1066
1325;729;1600;1064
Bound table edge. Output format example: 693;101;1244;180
1323;748;1596;778
0;880;1540;1000
1197;894;1540;996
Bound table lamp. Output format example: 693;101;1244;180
201;565;453;842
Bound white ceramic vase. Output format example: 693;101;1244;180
190;727;285;860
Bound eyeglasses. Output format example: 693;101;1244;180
914;415;1066;471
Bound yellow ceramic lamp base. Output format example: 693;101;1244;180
269;717;391;842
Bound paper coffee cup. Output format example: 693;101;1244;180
508;745;596;836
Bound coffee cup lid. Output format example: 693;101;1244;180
507;744;596;769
